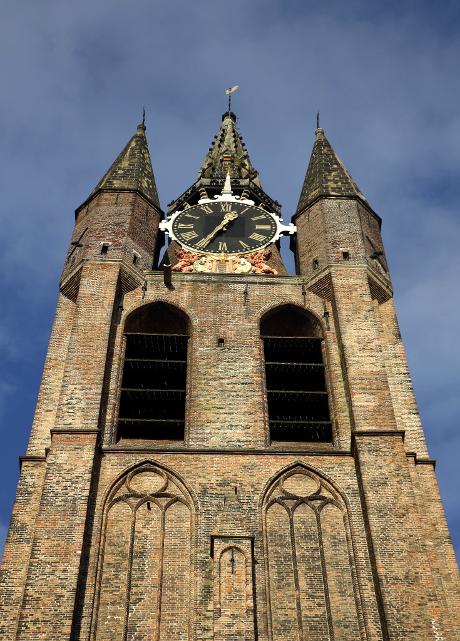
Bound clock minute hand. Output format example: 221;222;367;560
199;211;238;249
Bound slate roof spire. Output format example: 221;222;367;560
296;127;367;214
90;119;160;208
199;111;261;187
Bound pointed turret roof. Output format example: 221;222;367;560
91;122;160;208
199;111;260;186
296;128;367;214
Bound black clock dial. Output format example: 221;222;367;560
171;201;278;255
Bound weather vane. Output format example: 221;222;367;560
225;85;239;113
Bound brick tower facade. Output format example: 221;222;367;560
0;113;458;641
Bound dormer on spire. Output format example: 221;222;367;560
89;120;160;208
296;127;367;215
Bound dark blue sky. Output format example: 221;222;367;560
0;0;459;559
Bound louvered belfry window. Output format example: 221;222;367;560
261;306;332;443
117;303;189;442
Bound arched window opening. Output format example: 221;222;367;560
261;306;332;443
117;302;189;442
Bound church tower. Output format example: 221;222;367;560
0;111;459;641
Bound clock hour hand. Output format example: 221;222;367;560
198;211;238;249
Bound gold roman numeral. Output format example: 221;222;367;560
251;214;266;221
249;232;268;242
201;205;213;214
239;240;250;250
220;202;232;212
194;238;209;250
255;224;272;230
218;242;228;252
177;223;194;228
184;213;200;219
181;231;198;241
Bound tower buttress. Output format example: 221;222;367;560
291;126;456;639
1;121;163;641
27;120;163;456
293;126;396;434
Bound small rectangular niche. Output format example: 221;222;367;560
342;250;350;261
211;536;256;639
100;243;110;255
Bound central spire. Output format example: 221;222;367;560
167;109;280;216
198;111;260;186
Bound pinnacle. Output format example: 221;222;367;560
296;127;367;214
199;112;260;186
90;121;160;208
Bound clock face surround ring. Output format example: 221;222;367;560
170;201;278;255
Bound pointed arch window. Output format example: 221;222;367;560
263;466;362;641
117;302;189;442
261;305;332;443
93;463;193;641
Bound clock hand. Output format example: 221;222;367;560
199;211;238;248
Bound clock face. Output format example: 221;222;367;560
171;201;278;255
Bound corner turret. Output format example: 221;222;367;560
292;127;391;299
61;120;163;296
